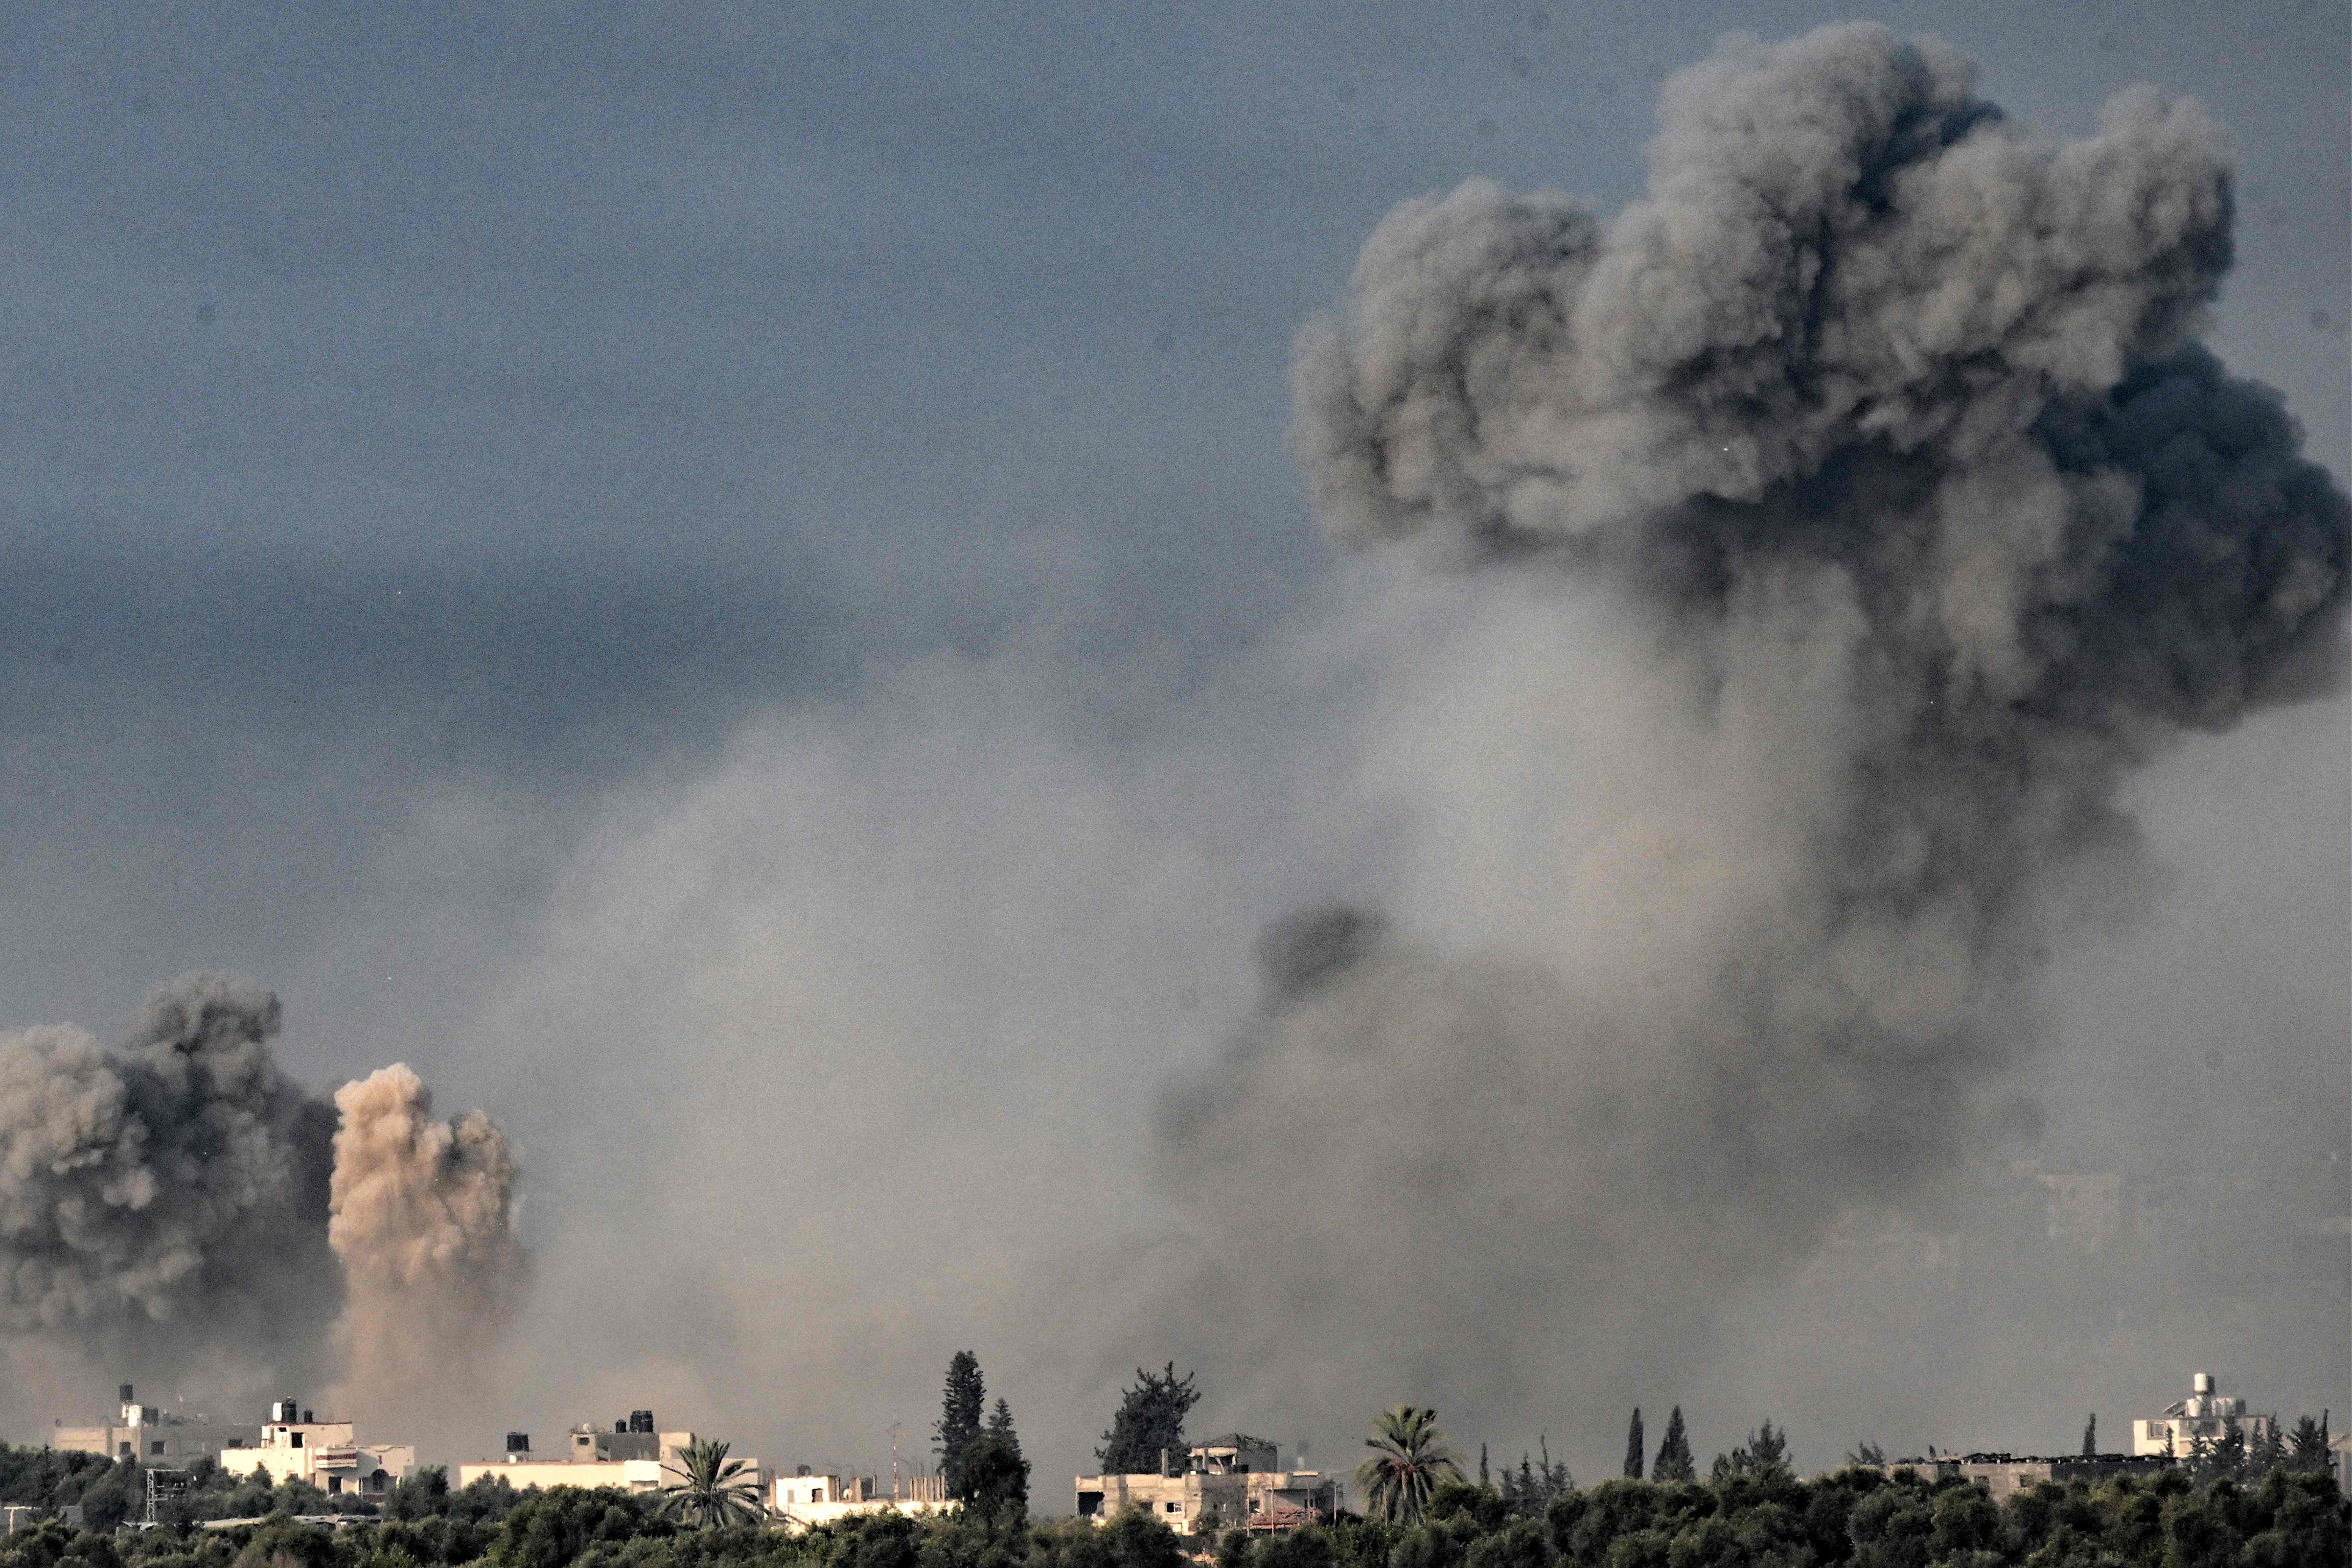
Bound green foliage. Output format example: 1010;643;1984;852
1355;1409;1465;1527
1619;1416;1641;1484
0;1448;116;1508
659;1440;765;1530
1492;1442;1567;1520
2285;1413;2331;1473
385;1470;452;1524
1094;1367;1200;1478
953;1434;1030;1534
1424;1484;1505;1534
1649;1412;1694;1486
494;1486;667;1568
1457;1519;1549;1568
74;1460;138;1533
938;1355;988;1487
822;1512;922;1568
1707;1422;1789;1484
1029;1511;1183;1568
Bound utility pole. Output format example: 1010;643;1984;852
891;1421;902;1502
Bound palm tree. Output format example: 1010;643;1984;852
1354;1406;1463;1524
660;1437;767;1529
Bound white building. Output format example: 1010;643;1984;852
456;1412;765;1500
1076;1436;1336;1537
773;1471;954;1532
54;1385;260;1465
218;1400;417;1500
2133;1373;2276;1457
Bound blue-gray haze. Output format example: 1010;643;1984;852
0;4;2342;1483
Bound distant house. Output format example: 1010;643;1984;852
53;1384;260;1466
1856;1453;2171;1500
455;1409;766;1499
773;1470;954;1532
217;1399;417;1500
1076;1435;1336;1537
2132;1373;2274;1457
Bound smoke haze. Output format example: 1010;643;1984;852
0;11;2339;1487
408;21;2344;1479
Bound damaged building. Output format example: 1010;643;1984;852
54;1385;260;1466
1076;1436;1336;1536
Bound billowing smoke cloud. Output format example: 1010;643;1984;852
1157;21;2347;1426
328;1065;528;1433
0;973;339;1378
0;974;525;1427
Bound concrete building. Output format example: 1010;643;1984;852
1076;1435;1336;1537
2132;1373;2275;1457
1860;1454;2171;1500
456;1411;766;1499
53;1385;260;1465
217;1399;417;1499
773;1471;953;1532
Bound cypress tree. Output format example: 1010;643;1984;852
959;1402;1031;1531
2081;1414;2097;1456
1624;1409;1644;1479
1652;1406;1695;1483
935;1350;986;1483
1539;1436;1570;1497
1478;1443;1489;1488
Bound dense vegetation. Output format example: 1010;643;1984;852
0;1448;2337;1568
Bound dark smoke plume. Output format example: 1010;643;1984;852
0;973;339;1368
1158;23;2345;1428
0;973;525;1411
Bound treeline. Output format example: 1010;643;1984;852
0;1454;2340;1568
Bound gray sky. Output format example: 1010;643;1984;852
0;3;2342;1485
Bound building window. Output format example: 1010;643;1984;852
1078;1493;1103;1517
1166;1503;1180;1514
291;1432;304;1448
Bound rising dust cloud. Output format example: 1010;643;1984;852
328;1065;528;1435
